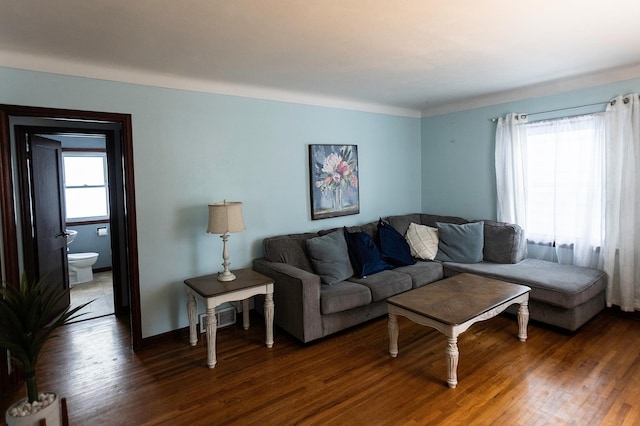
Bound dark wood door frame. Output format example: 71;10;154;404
0;104;142;394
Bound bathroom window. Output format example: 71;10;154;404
63;152;109;221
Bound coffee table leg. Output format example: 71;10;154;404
518;300;529;342
264;292;274;348
446;336;459;389
206;306;217;369
388;313;399;357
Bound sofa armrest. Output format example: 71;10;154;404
253;258;323;343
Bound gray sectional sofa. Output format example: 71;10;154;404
253;213;607;344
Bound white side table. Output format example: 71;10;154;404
184;268;274;368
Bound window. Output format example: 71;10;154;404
522;114;604;248
63;152;109;221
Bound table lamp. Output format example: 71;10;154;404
207;201;245;281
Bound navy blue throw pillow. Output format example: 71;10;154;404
343;227;394;278
377;218;416;266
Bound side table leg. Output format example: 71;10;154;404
388;313;398;357
446;336;459;389
242;299;250;330
187;290;198;346
264;292;274;348
517;299;529;342
206;306;217;369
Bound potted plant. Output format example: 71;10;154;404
0;273;92;426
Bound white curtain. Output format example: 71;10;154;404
495;113;528;225
603;94;640;311
495;112;605;267
524;114;605;268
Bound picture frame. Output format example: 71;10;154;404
309;144;360;220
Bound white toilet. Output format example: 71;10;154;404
68;252;99;285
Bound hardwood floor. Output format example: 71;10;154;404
3;308;640;425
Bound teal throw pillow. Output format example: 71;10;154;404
306;230;354;284
434;221;484;263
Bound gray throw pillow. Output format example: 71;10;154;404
434;221;484;263
306;230;354;284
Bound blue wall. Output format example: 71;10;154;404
0;66;421;338
3;64;638;339
420;78;640;221
66;224;112;269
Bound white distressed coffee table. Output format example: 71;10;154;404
386;273;530;388
184;268;274;368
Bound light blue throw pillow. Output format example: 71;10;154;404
434;221;484;263
306;230;354;284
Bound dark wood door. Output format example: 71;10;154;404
21;134;70;317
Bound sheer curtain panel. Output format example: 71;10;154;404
495;113;528;225
495;112;605;268
523;114;605;268
603;94;640;311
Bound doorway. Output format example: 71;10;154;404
19;130;117;321
0;105;142;395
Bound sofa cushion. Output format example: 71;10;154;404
443;259;606;309
419;214;468;228
478;220;527;264
386;213;467;236
343;228;393;278
385;214;422;235
320;281;372;314
322;221;378;239
434;221;484;263
405;222;439;260
263;232;318;272
377;218;416;266
394;260;444;288
306;230;353;284
349;221;378;239
348;270;412;302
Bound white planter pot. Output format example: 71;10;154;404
5;393;61;426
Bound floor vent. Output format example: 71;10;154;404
199;306;237;333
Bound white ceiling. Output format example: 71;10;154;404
2;0;640;117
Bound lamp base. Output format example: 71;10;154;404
217;233;236;281
217;270;236;282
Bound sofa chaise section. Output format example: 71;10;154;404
443;258;606;331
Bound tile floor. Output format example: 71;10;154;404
69;270;115;321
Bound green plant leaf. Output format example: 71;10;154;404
0;273;94;402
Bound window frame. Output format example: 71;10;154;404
62;149;110;222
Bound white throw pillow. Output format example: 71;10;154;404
405;222;439;260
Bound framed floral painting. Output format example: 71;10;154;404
309;144;360;220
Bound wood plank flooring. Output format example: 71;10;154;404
2;308;640;425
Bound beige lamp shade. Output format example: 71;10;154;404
207;201;245;234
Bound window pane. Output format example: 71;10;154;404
65;187;108;219
525;135;556;242
523;115;603;246
64;156;105;186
